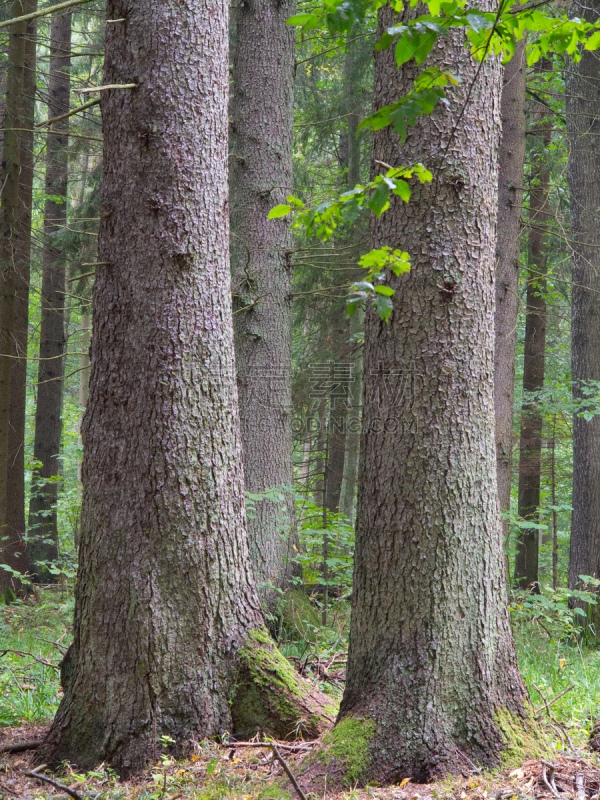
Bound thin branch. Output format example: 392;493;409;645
270;745;308;800
0;740;43;754
75;83;137;94
36;98;100;128
0;0;95;30
23;771;84;800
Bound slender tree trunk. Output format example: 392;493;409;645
330;7;528;784
566;4;600;592
7;7;37;588
325;393;346;514
37;0;330;775
230;0;300;610
514;76;551;589
339;347;361;521
495;38;526;540
28;10;71;580
0;1;29;600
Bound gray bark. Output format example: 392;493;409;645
28;10;71;580
494;39;526;540
230;0;300;609
37;0;329;775
566;11;600;590
337;9;527;782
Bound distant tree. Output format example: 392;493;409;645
230;0;300;610
495;38;526;541
28;9;72;581
514;62;552;589
37;0;329;775
328;7;529;783
0;0;36;601
566;1;600;595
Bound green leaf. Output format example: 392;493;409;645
267;204;292;219
393;179;411;202
374;284;396;296
466;12;491;32
367;182;390;216
374;294;394;321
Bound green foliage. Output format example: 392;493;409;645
510;584;598;643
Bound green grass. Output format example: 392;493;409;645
0;591;72;726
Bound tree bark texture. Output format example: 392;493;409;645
514;79;551;589
0;2;29;599
337;11;528;783
28;10;71;580
494;38;526;541
566;8;600;590
230;0;300;609
37;0;329;775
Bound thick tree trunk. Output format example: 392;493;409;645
514;78;551;589
566;4;600;591
0;1;29;600
6;7;37;589
28;10;71;580
331;8;528;784
37;0;329;776
494;39;526;541
230;0;300;610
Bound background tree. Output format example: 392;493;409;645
28;8;72;581
566;0;600;596
230;0;300;611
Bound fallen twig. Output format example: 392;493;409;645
0;739;43;753
575;772;586;800
270;744;308;800
541;761;561;799
0;648;59;671
227;741;314;753
23;770;85;800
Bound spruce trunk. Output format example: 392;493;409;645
7;8;37;590
334;8;528;782
566;1;600;593
37;0;330;775
28;9;71;580
230;0;300;610
494;39;526;540
514;78;551;589
0;1;29;600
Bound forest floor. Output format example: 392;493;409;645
2;724;600;800
3;591;600;800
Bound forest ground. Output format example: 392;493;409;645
3;592;600;800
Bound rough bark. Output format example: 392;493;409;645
0;1;29;600
6;7;37;591
37;0;329;776
514;74;551;589
28;10;71;581
494;38;526;541
230;0;300;610
333;10;528;783
338;346;361;521
566;4;600;591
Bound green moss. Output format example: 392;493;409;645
495;706;552;767
320;716;375;784
2;587;17;605
241;627;302;698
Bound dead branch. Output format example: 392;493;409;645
23;771;84;800
270;744;308;800
0;648;59;671
0;739;43;753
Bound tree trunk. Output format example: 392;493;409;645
494;38;526;541
339;347;361;521
514;73;551;589
7;7;37;591
0;1;29;601
37;0;330;776
566;1;600;591
28;10;71;580
230;0;300;610
331;7;528;784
